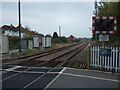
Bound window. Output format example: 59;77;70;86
2;30;5;34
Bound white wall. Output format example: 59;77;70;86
42;36;51;48
46;37;51;47
33;36;39;48
0;35;9;53
28;40;33;50
42;36;46;48
3;30;24;38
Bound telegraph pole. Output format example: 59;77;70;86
95;0;98;16
18;0;21;52
95;0;98;45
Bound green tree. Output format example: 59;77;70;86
53;32;59;38
23;27;34;40
9;36;19;50
60;36;67;43
93;1;120;46
52;32;67;44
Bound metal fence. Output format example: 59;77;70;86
89;46;120;73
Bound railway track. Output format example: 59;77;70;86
46;43;88;68
2;43;77;64
3;42;88;69
62;44;88;69
60;43;88;68
2;42;88;89
11;43;83;66
35;44;86;67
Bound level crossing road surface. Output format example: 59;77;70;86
1;64;120;89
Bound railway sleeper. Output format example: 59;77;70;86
38;61;62;67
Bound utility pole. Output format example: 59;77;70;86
95;0;98;16
95;0;98;44
18;0;21;52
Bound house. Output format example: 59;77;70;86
0;24;24;38
0;24;47;51
67;35;76;44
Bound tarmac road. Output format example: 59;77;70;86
1;65;120;89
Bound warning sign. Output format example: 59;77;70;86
99;48;111;57
99;35;109;41
38;37;42;44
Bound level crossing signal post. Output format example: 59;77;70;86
91;16;117;71
92;16;117;46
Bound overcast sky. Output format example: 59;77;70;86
2;1;94;38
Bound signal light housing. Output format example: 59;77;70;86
92;16;117;34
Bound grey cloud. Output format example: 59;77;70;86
2;2;94;38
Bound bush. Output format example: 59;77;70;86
9;36;19;50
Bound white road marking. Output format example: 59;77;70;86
1;66;34;82
1;71;6;74
47;72;59;74
20;68;55;89
59;67;67;74
2;66;32;74
1;72;20;82
67;67;114;74
21;68;66;89
22;71;45;74
62;73;119;82
6;66;22;71
1;66;63;83
44;67;67;89
1;66;23;81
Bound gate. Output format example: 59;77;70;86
89;46;120;73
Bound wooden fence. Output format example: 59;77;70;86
89;46;120;73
